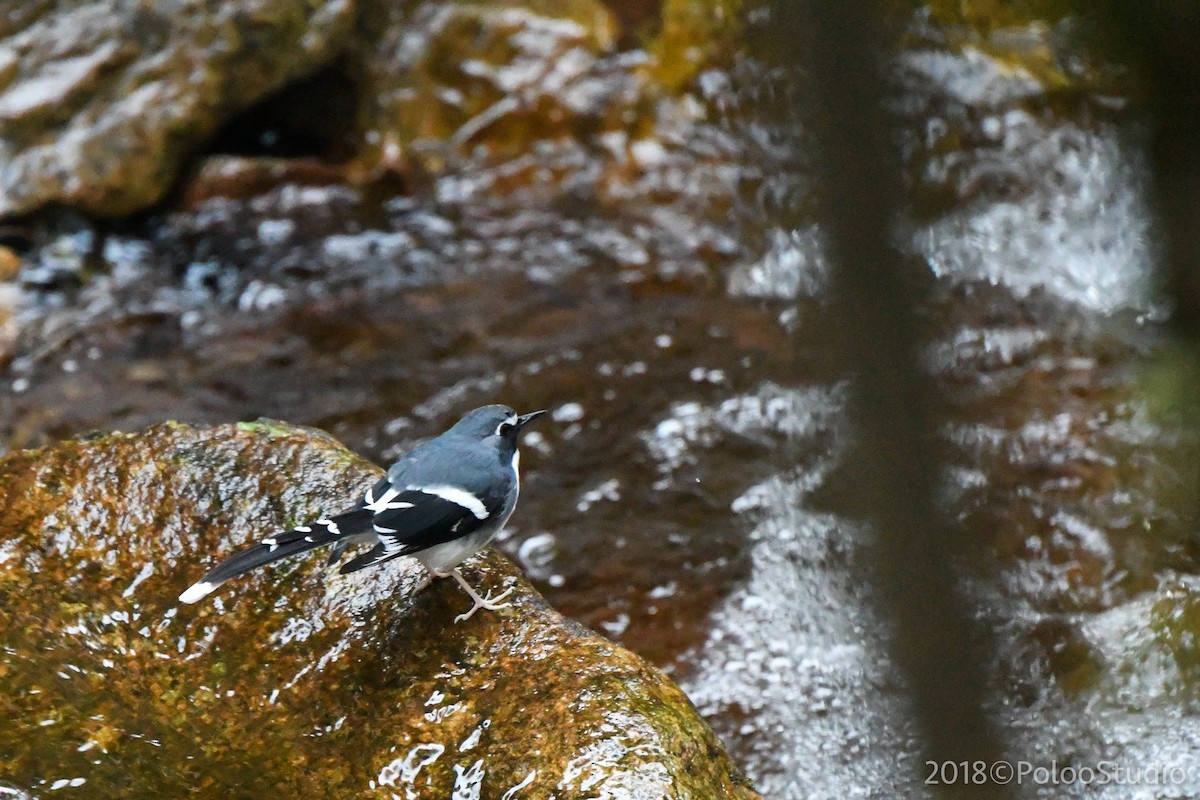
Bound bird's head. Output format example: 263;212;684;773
449;405;547;443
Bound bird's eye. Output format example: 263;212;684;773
496;421;515;436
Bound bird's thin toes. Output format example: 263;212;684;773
474;595;513;612
481;600;512;612
453;590;515;622
483;586;515;604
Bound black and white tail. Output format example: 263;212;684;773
178;509;370;604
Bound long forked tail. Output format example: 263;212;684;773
179;509;370;604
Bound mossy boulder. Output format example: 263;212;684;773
0;420;759;799
351;0;744;188
352;0;624;177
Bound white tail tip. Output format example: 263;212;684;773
179;581;218;604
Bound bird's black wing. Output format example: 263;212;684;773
338;487;496;574
340;441;514;574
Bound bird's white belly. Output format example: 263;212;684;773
413;523;501;572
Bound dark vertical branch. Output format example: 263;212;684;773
768;1;1011;795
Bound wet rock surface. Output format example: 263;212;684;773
0;0;355;216
0;420;758;799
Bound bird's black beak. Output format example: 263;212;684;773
516;410;547;429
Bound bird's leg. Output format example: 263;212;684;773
417;566;437;591
439;568;515;622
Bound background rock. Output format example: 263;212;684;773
0;0;355;217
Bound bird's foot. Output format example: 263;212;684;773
447;569;515;623
454;587;515;623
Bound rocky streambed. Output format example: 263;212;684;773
2;1;1200;799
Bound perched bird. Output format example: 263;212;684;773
179;405;546;622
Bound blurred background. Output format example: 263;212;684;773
2;0;1200;797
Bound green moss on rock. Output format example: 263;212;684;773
645;0;744;93
0;421;759;798
354;0;622;176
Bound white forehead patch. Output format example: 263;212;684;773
494;414;518;435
